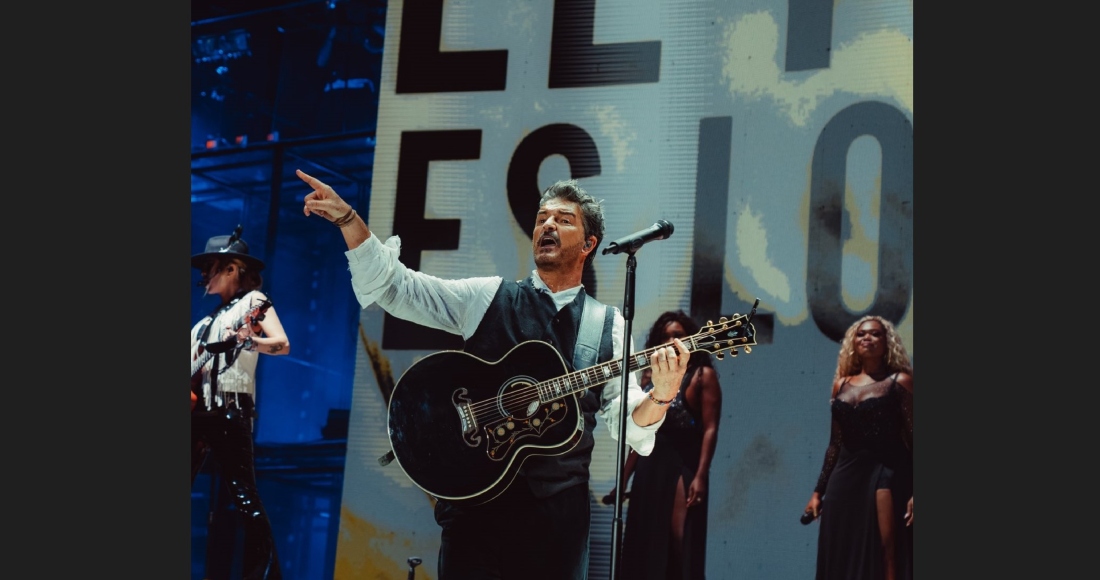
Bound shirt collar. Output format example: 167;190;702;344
530;270;583;298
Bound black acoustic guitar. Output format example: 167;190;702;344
387;312;758;505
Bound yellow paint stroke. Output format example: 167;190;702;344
358;323;438;508
840;169;880;312
359;324;396;403
334;506;435;580
591;104;636;173
720;11;913;126
735;200;791;304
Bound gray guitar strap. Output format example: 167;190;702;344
573;294;608;371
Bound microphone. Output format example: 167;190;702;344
800;511;815;525
225;224;243;248
601;220;674;255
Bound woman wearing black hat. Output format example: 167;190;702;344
190;226;290;580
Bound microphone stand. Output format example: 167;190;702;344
608;250;637;580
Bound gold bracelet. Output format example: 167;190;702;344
333;208;357;227
647;390;675;406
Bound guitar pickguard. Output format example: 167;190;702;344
482;397;568;461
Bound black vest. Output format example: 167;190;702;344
465;278;615;498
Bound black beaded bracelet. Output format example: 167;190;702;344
647;390;674;406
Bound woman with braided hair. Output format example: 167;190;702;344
614;309;724;579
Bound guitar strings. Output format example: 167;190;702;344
463;350;653;421
463;335;727;422
463;324;751;423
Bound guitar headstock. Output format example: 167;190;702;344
248;298;274;325
690;313;757;361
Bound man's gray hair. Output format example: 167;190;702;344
540;179;605;267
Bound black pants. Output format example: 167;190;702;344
191;396;281;580
435;480;591;580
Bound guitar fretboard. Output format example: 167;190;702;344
534;339;702;401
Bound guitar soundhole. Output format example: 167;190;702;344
483;381;568;460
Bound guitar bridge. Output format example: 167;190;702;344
452;389;481;448
457;402;477;435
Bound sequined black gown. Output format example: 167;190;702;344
813;374;914;580
620;366;709;580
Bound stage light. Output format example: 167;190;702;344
193;29;251;63
205;138;218;150
235;135;248;147
266;132;279;142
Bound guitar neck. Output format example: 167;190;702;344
191;302;268;378
191;350;216;379
536;340;703;402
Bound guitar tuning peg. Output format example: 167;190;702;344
714;351;724;360
707;320;714;326
719;316;728;323
744;346;752;354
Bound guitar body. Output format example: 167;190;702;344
388;340;584;504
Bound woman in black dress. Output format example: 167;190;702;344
613;310;723;579
803;315;914;580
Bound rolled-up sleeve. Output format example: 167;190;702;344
346;234;403;307
598;310;663;456
344;234;501;339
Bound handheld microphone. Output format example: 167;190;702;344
602;220;674;255
800;511;817;525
